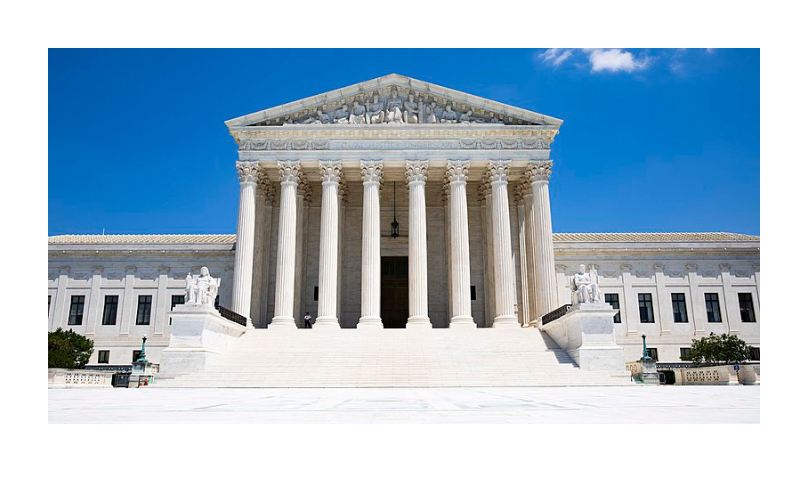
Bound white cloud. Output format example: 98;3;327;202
585;48;650;73
539;48;573;67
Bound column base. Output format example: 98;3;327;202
314;316;340;329
357;316;383;328
449;316;476;328
407;316;432;328
492;315;520;328
270;316;298;329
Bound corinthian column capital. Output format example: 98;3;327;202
360;160;384;185
257;170;276;204
277;160;304;185
445;159;470;185
486;159;511;184
405;160;429;185
525;161;553;183
319;160;343;185
236;161;260;185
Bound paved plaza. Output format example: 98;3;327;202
48;385;759;423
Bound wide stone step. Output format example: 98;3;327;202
155;328;632;388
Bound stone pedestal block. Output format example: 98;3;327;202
160;304;247;375
540;303;625;373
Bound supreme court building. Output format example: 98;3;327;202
48;74;760;373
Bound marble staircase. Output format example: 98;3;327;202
155;327;632;387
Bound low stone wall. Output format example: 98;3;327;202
673;365;760;385
540;303;626;373
48;368;114;388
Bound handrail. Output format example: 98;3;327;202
217;305;248;327
541;304;571;326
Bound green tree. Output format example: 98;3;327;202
48;328;94;369
679;333;750;365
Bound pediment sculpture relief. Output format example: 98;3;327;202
280;88;511;126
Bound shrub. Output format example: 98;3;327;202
48;328;94;369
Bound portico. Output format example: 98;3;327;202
225;74;562;329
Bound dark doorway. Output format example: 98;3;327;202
381;256;409;328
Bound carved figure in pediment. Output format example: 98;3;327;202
385;89;404;123
488;112;503;124
281;116;295;125
332;104;349;124
366;94;385;124
459;109;475;123
440;104;458;123
302;109;332;124
403;93;420;124
423;101;438;123
349;101;367;124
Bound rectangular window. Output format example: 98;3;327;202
313;286;319;302
98;350;110;364
680;347;692;360
671;293;688;323
132;350;142;363
705;293;722;323
471;286;477;301
739;292;756;323
749;346;760;361
102;295;119;325
68;295;85;325
605;293;621;323
171;295;185;310
638;293;654;323
136;295;152;325
646;348;659;361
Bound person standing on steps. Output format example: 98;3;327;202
304;312;313;329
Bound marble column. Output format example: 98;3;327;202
154;266;169;336
521;179;538;326
232;162;258;328
406;160;432;328
271;160;303;329
515;182;532;327
528;162;558;320
358;160;383;328
487;160;519;327
316;161;342;328
446;160;475;327
255;175;275;327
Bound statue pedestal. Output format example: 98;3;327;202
160;304;247;375
540;303;626;373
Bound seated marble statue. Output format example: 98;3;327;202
570;264;602;305
366;94;385;124
440;104;458;123
331;104;350;124
423;102;438;123
403;94;420;124
349;101;367;124
385;90;404;123
302;110;332;124
459;109;475;123
184;267;220;306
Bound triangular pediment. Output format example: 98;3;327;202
225;74;562;128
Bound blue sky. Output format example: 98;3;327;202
48;48;759;236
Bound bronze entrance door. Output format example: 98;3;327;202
381;256;409;328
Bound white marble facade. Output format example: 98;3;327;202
47;74;760;366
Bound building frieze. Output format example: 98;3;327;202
237;136;553;152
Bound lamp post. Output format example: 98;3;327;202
641;334;650;361
137;335;148;363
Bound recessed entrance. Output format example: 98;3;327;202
381;256;409;328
